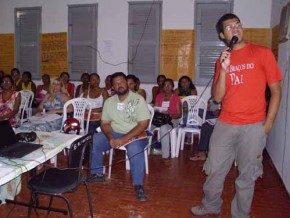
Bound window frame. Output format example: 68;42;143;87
128;1;162;83
15;7;42;79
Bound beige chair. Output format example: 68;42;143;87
108;104;154;179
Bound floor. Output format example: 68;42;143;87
1;143;290;218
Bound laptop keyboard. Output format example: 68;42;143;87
0;142;43;159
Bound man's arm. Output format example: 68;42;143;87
100;120;114;142
213;68;227;103
213;49;231;103
110;119;149;148
263;81;282;134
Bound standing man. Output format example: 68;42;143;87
190;13;282;217
88;72;150;201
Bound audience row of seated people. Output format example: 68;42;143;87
1;68;204;202
1;69;201;151
0;68;151;130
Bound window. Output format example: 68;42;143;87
15;7;41;79
68;4;97;80
128;1;161;83
194;0;233;85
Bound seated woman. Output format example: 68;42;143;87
60;71;75;97
174;75;197;97
75;72;90;97
36;74;51;104
151;74;166;104
104;74;114;97
10;68;21;90
136;77;146;100
0;75;21;128
25;77;72;132
152;78;182;159
126;74;146;98
16;71;37;96
175;76;198;144
81;73;108;133
0;76;22;204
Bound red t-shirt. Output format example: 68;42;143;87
214;43;283;125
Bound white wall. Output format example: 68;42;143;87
267;0;290;193
234;0;272;27
0;0;274;103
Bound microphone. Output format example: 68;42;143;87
227;36;238;51
222;36;238;62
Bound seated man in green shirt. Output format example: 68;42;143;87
88;72;150;201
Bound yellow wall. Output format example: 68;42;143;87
0;27;279;78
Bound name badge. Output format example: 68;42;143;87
40;89;47;95
117;103;125;110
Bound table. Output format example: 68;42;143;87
0;131;81;214
0;131;80;186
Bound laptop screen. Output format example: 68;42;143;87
0;119;18;148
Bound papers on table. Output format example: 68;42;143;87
28;114;62;124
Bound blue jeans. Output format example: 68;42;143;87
90;131;148;185
199;122;215;152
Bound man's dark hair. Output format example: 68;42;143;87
111;72;127;85
216;13;241;34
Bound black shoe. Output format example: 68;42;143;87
87;173;105;183
134;185;148;201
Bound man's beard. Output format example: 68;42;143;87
116;87;129;96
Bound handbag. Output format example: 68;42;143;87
152;111;173;127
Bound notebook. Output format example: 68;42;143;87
0;120;43;159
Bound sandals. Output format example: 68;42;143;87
189;153;206;161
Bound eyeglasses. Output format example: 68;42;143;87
224;23;242;32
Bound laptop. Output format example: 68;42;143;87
0;120;43;159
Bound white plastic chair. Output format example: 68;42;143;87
19;90;34;124
108;104;154;179
61;97;93;135
50;97;93;167
176;96;207;157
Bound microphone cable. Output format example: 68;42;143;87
86;0;158;67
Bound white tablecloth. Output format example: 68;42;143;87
0;131;81;186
